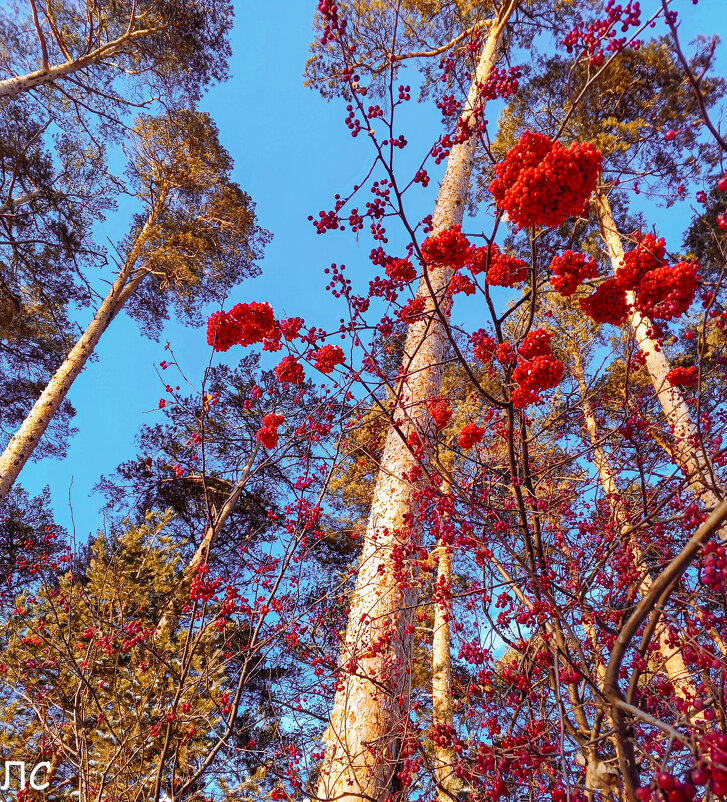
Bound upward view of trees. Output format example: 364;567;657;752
2;1;727;802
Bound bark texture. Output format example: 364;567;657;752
316;6;518;801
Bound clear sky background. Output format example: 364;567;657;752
16;0;727;542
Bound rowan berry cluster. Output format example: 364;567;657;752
617;234;667;289
550;250;598;296
478;66;521;101
385;257;416;283
579;276;628;324
511;329;564;408
190;564;222;603
458;422;485;449
489;131;602;229
207;302;277;351
485;245;529;287
701;541;727;590
635;261;700;321
666;366;698;388
562;0;642;67
275;356;305;384
448;272;476;295
471;330;496;363
420;224;472;268
428;397;453;430
256;413;285;449
314;344;345;373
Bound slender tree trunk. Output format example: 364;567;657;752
316;6;518;801
569;344;697;699
432;543;457;802
593;192;725;533
0;209;158;502
0;28;158;99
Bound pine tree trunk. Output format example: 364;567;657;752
316;6;518;801
593;192;725;533
569;344;696;699
432;543;457;802
0;210;157;502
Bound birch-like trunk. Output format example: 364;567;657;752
0;28;159;99
593;192;725;533
432;543;457;802
0;210;157;502
316;6;518;801
569;344;696;699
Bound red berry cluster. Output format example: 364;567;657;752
634;261;699;321
562;1;642;67
189;564;222;603
489;131;602;229
550;250;598;296
420;224;472;268
518;328;553;360
428;397;453;430
478;66;522;102
207;302;277;351
617;234;667;290
485;245;529;288
314;344;345;373
385;258;417;283
511;330;564;408
256;413;285;450
579;276;629;325
701;541;727;590
448;272;476;295
471;330;496;363
275;356;305;384
666;366;698;388
458;423;485;449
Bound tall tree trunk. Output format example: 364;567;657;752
0;208;158;502
316;6;518;801
593;191;725;534
568;343;696;699
432;543;457;802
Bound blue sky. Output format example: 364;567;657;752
16;0;727;541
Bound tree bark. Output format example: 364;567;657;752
593;191;725;535
0;27;162;99
316;6;518;801
432;543;458;802
0;209;157;502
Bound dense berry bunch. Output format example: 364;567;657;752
666;366;698;388
700;541;727;590
512;356;564;408
579;277;629;325
275;356;305;384
428;397;453;430
692;733;727;796
458;423;485;449
486;246;529;287
634;261;699;321
206;302;277;351
518;328;553;360
489;131;602;229
449;272;476;295
511;331;564;408
471;330;496;363
617;234;666;290
550;250;598;296
421;224;472;268
385;258;417;283
256;413;285;449
314;344;345;373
